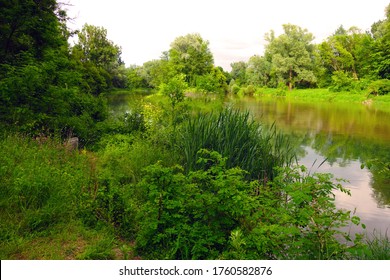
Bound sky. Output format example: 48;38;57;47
65;0;389;71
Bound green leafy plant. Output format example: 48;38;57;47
133;150;256;259
367;79;390;96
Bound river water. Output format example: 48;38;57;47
108;93;390;236
231;96;390;236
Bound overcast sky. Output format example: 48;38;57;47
65;0;389;70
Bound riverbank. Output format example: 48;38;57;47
247;88;390;112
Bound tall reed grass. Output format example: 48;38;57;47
179;108;295;181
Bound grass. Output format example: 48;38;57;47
251;88;390;112
349;230;390;260
0;134;135;260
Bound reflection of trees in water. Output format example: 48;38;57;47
296;131;390;206
368;160;390;208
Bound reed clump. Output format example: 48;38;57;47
179;108;295;181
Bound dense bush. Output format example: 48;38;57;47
368;79;390;95
129;150;361;259
329;71;354;92
133;150;255;259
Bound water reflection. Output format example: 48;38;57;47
237;97;390;144
233;96;390;233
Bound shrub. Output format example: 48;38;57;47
329;71;354;92
224;166;360;260
134;150;256;259
230;83;241;95
367;79;390;95
133;152;361;260
276;82;288;96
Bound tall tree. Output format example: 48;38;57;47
318;26;366;80
73;24;122;70
245;55;271;87
169;33;214;86
265;24;317;90
230;61;247;86
71;24;124;94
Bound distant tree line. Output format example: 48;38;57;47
230;5;390;93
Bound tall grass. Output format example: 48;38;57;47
354;230;390;260
179;108;295;181
0;135;91;235
0;134;133;259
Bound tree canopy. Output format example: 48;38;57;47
0;0;115;142
265;24;317;90
168;33;214;86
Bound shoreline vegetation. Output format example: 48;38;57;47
1;1;389;259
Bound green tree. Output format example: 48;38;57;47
246;55;271;87
0;1;108;142
158;74;188;126
141;55;174;88
371;4;390;79
195;66;228;94
230;61;247;86
319;26;360;79
265;24;317;90
71;24;124;94
74;24;122;69
318;25;380;88
169;33;214;86
0;0;67;65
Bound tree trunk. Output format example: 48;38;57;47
289;67;293;91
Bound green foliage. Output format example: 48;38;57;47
238;85;256;97
159;74;188;109
0;135;91;239
125;65;149;90
195;67;228;94
347;230;390;260
230;83;241;95
230;62;247;86
246;55;271;87
224;166;357;260
71;24;124;94
367;79;390;95
131;151;362;260
179;108;294;180
0;2;110;144
0;0;67;65
276;82;288;96
134;150;256;259
169;33;214;86
265;24;317;90
140;58;175;88
329;71;354;92
0;60;108;144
